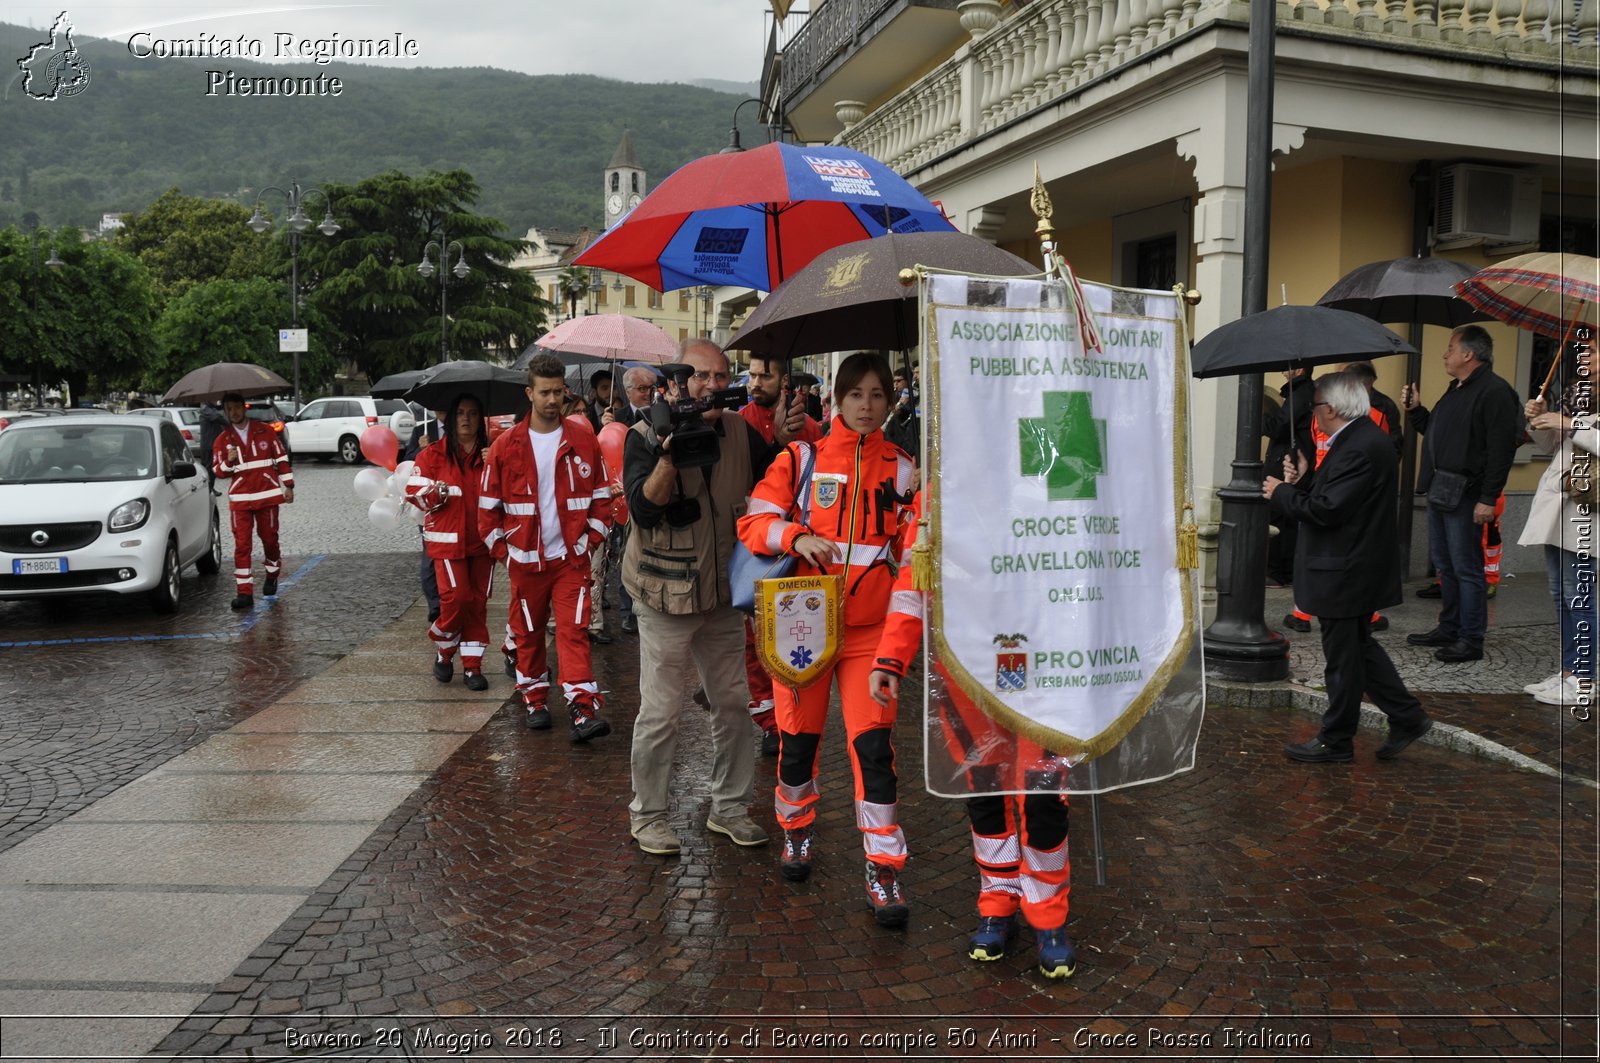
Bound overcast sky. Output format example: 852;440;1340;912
8;1;768;85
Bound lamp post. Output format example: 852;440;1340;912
719;97;769;153
586;267;602;314
564;271;589;322
247;181;338;409
25;221;62;406
695;285;715;337
418;230;469;361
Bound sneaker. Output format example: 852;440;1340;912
230;593;253;611
1486;583;1498;599
780;827;814;881
432;655;452;683
523;702;552;731
969;914;1016;962
463;669;487;691
570;702;611;743
864;861;909;928
1280;612;1311;633
707;814;769;847
1534;675;1591;707
503;650;516;680
760;730;781;757
633;820;682;855
1036;927;1077;979
1524;672;1565;696
262;575;278;597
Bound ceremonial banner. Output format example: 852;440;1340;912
923;275;1204;795
754;574;844;689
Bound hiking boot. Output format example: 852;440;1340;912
523;702;552;731
570;701;611;743
230;593;253;611
760;730;781;757
707;814;768;847
633;819;681;855
503;649;516;680
432;655;453;683
780;826;813;881
969;914;1015;962
864;861;909;928
1036;927;1077;979
462;668;487;692
262;575;278;597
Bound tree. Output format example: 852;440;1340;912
113;189;273;305
0;226;156;402
150;277;337;391
300;169;553;382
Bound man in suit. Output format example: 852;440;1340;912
1264;370;1433;764
405;409;447;621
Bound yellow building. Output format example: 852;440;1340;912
760;0;1597;576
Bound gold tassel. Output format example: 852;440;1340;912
911;520;934;590
1177;503;1198;571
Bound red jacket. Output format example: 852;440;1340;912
211;420;292;511
407;441;489;560
478;420;612;569
736;418;915;627
740;400;823;446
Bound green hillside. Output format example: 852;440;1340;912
0;21;764;237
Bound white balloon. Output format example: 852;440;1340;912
394;460;416;482
386;470;409;497
367;496;403;531
403;501;427;525
353;466;389;502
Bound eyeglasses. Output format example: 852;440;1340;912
1310;401;1330;409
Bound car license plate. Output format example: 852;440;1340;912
13;557;66;576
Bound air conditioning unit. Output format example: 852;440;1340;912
1434;163;1541;244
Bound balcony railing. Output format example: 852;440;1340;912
835;0;1594;172
779;0;943;101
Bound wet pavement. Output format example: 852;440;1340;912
0;478;1594;1060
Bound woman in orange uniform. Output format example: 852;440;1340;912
406;393;493;691
736;353;917;927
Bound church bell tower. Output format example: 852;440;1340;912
604;130;646;230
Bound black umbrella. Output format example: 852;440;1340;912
370;370;428;399
1317;256;1491;328
1189;305;1416;379
726;231;1037;358
402;360;528;417
161;362;291;404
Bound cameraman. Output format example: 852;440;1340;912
622;338;805;856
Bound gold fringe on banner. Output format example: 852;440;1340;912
910;519;934;591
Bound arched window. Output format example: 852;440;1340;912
631;173;640;193
610;173;619;192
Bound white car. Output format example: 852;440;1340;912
127;405;207;460
285;397;415;464
0;414;221;612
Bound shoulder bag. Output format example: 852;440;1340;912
730;442;816;613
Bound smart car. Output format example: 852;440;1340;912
0;414;221;612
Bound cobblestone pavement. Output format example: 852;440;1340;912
2;483;1596;1060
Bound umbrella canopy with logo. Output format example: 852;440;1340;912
727;231;1037;358
1317;256;1491;328
530;314;675;365
1456;251;1600;339
162;362;291;405
369;370;429;399
402;360;528;417
574;142;956;293
1189;305;1415;379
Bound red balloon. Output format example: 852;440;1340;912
599;421;630;525
359;425;399;471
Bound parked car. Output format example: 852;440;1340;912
0;414;221;612
245;400;296;456
127;406;205;460
285;397;415;464
0;410;48;432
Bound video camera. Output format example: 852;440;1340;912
648;362;748;469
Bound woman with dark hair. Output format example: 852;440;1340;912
407;393;493;692
736;352;919;928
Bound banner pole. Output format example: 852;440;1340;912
1087;764;1108;887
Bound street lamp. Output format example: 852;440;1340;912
247;181;339;409
25;222;62;406
586;267;602;314
720;97;768;153
563;271;589;322
417;230;469;361
695;285;715;337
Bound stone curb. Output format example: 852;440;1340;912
1207;678;1598;788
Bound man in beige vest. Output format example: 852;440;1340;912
621;339;805;855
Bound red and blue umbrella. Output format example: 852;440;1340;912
575;142;956;293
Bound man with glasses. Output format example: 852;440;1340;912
621;339;803;856
609;366;661;632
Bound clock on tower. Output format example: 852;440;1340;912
628;193;642;210
607;193;623;215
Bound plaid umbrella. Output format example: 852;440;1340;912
1455;251;1600;339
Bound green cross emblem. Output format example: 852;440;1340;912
1019;390;1106;501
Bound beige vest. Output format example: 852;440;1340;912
622;410;753;615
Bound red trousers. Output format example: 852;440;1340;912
230;506;280;594
430;556;492;668
937;670;1070;931
507;555;597;709
773;622;905;868
743;615;775;715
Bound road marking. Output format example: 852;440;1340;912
0;554;328;647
